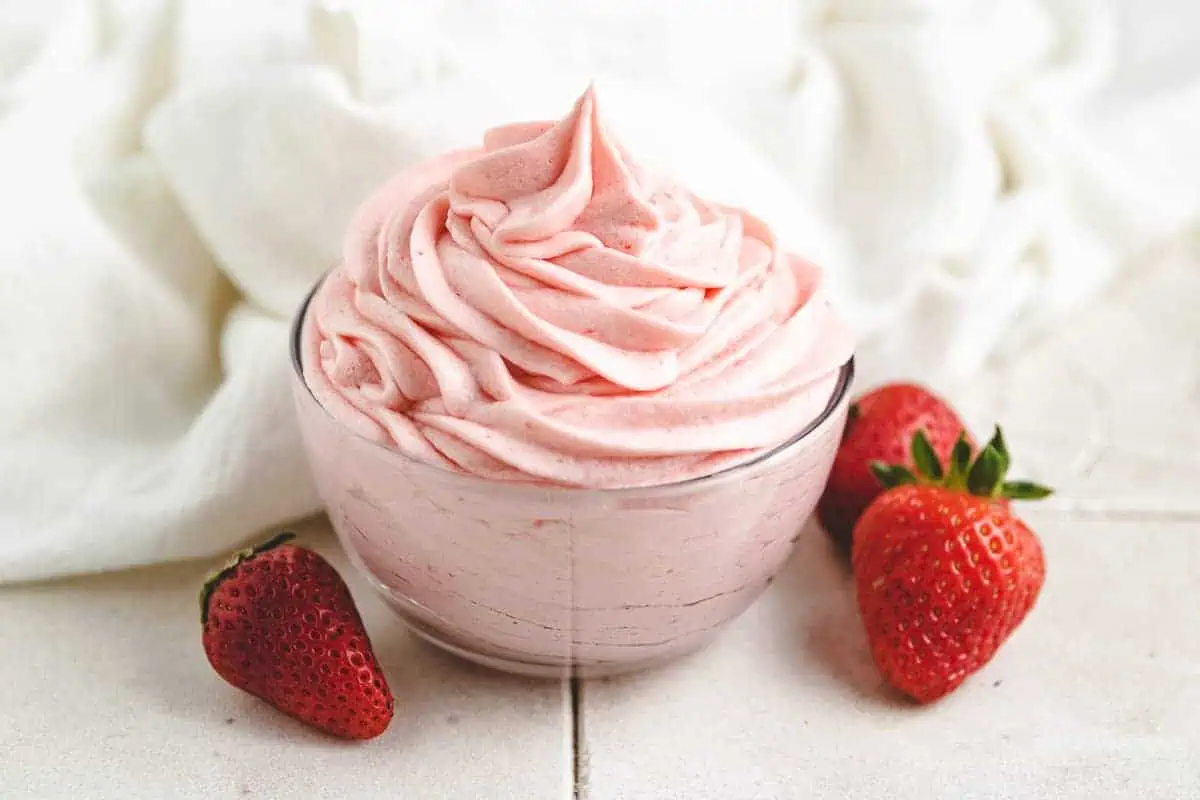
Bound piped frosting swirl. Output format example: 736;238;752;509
303;87;854;488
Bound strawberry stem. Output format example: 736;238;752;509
946;433;972;490
199;532;296;625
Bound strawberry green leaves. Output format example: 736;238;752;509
946;433;972;489
966;442;1005;496
1000;481;1054;500
870;426;1053;502
965;427;1053;500
911;430;943;480
870;463;917;489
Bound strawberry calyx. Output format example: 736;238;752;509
199;532;296;624
869;426;1053;502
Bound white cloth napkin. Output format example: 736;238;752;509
1;0;1196;583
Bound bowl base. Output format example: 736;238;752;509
396;611;715;679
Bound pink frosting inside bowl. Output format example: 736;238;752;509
302;87;854;489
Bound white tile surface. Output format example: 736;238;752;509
957;240;1200;516
578;242;1200;799
0;518;573;799
578;515;1200;799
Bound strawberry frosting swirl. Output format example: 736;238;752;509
302;88;854;488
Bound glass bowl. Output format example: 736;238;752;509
291;278;854;678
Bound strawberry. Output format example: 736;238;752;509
200;533;394;739
852;427;1051;703
818;383;971;554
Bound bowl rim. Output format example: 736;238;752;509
290;273;855;497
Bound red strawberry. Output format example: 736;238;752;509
200;533;394;739
852;427;1050;703
818;383;971;554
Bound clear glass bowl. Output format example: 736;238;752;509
291;279;855;678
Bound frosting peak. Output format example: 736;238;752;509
303;87;854;488
452;88;660;255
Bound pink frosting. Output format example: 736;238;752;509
302;87;854;489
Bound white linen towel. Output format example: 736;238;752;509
1;0;1196;582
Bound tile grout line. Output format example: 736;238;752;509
571;676;586;799
1030;505;1200;523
